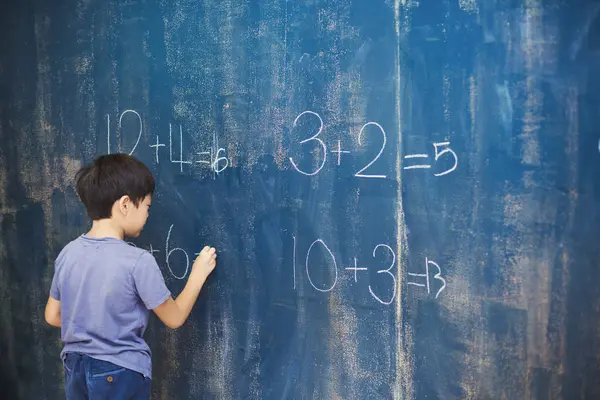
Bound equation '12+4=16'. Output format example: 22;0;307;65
105;110;230;175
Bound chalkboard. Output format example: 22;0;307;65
1;0;600;399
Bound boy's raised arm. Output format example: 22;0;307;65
150;246;217;329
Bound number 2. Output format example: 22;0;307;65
107;110;143;155
355;122;387;179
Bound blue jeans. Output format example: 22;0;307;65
63;352;151;400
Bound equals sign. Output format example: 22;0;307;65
403;154;431;170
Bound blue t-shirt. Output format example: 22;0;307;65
49;235;171;378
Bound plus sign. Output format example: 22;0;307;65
149;135;166;163
331;138;350;165
345;257;368;283
149;244;160;256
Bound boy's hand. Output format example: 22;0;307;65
154;245;217;329
190;246;217;282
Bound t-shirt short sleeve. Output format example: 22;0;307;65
49;266;61;300
132;252;171;310
49;248;67;301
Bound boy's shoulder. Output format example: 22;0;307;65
56;235;153;267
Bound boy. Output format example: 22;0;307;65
44;153;217;399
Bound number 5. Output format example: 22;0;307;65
432;142;458;176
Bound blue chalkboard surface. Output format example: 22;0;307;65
1;0;600;399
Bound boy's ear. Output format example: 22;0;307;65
117;195;131;215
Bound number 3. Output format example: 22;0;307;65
369;244;397;305
289;111;326;176
427;259;446;299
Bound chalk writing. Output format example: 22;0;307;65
293;235;445;304
150;135;166;163
196;148;230;177
169;124;192;172
165;224;189;280
126;225;194;280
355;122;387;179
331;138;350;166
148;244;160;256
403;154;430;169
368;244;397;305
132;231;447;303
289;111;457;178
289;111;389;179
107;110;143;155
407;257;447;299
432;142;458;176
289;111;327;176
403;141;458;176
120;110;143;156
215;150;229;173
305;239;338;292
105;109;230;174
345;257;367;283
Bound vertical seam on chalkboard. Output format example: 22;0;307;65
395;0;403;396
213;125;217;180
394;1;413;400
283;0;288;97
107;114;110;154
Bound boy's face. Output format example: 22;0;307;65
123;194;152;238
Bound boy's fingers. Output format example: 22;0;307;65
197;246;217;258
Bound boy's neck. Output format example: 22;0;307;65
86;219;125;240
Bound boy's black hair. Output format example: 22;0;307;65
75;153;155;220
